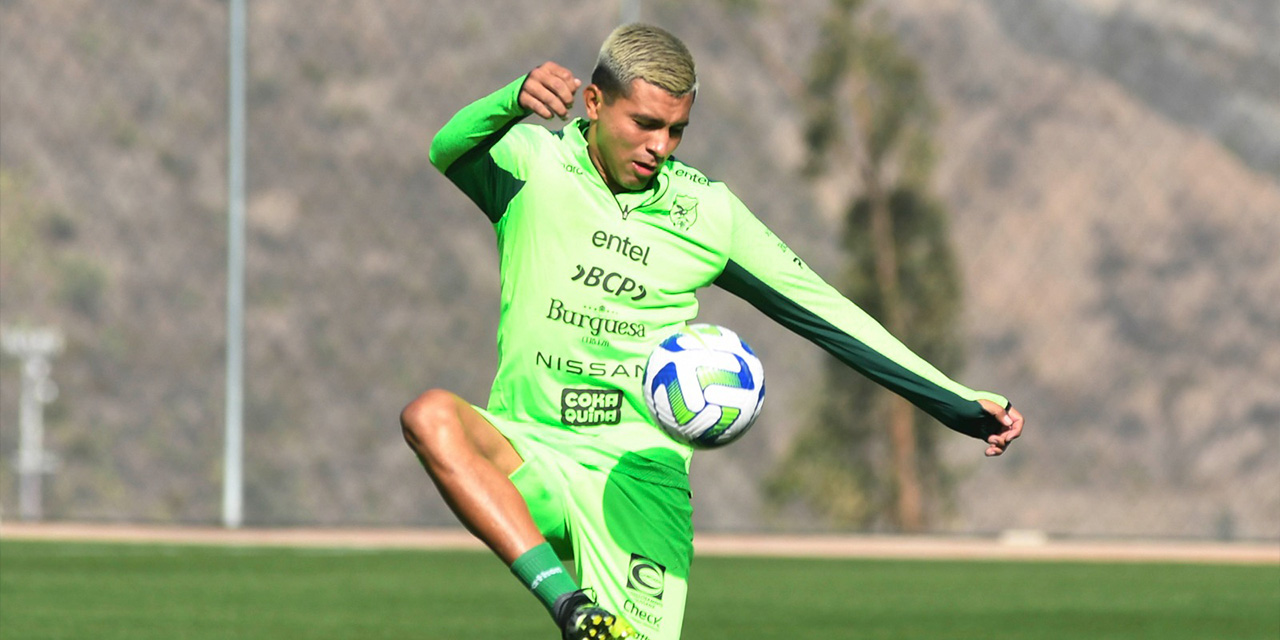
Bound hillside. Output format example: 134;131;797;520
1;0;1276;538
893;0;1280;538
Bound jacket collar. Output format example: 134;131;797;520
563;118;670;207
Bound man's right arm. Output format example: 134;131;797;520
429;63;581;222
429;75;530;175
429;76;531;222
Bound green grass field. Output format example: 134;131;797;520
1;540;1276;639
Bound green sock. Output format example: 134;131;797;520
510;542;578;614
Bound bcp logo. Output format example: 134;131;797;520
571;265;648;301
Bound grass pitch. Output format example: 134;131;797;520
1;540;1276;639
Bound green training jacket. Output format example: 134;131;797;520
429;75;1008;479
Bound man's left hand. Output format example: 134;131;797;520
977;399;1024;457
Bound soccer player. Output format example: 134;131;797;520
402;23;1024;640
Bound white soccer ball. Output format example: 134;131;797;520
643;324;766;448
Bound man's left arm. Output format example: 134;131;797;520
712;193;1024;455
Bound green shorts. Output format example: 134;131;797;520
477;407;694;640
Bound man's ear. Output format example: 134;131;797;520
583;84;603;120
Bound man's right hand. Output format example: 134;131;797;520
519;62;582;120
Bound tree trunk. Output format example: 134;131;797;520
887;395;922;531
865;173;924;532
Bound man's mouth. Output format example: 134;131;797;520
632;160;656;177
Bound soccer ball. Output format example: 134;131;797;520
643;324;766;448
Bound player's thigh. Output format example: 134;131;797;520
437;392;522;475
475;408;574;557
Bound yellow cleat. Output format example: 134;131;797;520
555;590;637;640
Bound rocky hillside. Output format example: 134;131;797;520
1;0;1276;538
892;0;1280;538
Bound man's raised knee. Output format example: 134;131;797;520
401;390;522;475
400;388;458;452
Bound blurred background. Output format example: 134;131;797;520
1;0;1276;541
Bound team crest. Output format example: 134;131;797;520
670;195;699;231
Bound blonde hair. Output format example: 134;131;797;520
592;23;698;100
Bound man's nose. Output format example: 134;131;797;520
647;132;670;158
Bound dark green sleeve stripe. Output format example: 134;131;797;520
714;259;1001;439
443;118;527;223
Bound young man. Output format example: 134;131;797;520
403;24;1024;640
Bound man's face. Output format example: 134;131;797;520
585;79;694;193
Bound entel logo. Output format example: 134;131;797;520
673;168;709;186
592;230;652;265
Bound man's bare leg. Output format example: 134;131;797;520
399;388;542;563
400;389;635;638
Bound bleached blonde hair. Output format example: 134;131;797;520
592;23;698;100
